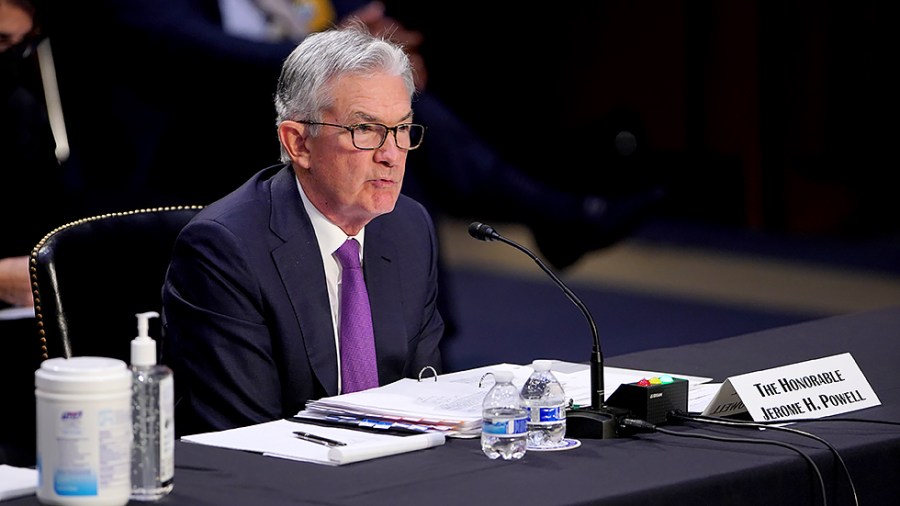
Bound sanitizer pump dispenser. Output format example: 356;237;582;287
129;311;175;501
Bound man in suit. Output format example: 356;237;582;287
161;22;444;436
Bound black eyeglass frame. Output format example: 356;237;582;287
297;120;426;150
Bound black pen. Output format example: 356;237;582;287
293;431;347;447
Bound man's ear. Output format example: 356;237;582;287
278;121;310;167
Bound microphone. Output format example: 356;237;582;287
467;222;628;439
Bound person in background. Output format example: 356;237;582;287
162;22;444;436
0;0;56;312
0;0;77;466
41;0;662;340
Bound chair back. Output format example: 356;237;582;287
30;206;203;362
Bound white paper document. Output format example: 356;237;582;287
181;419;445;466
688;383;723;413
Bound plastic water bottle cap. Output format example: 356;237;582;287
531;360;552;372
492;370;514;383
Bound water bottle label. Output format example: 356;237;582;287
483;418;527;435
528;406;566;423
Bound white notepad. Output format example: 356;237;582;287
181;419;445;466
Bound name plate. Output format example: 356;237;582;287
702;353;881;421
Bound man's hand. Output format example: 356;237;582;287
0;256;34;307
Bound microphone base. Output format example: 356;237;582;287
566;405;631;439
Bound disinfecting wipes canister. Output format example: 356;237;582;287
35;357;132;506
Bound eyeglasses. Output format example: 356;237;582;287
298;121;425;150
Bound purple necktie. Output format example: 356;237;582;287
334;239;379;393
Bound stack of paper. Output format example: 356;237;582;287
303;363;530;437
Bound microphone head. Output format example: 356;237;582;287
468;222;500;241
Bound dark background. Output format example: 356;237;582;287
40;0;899;239
392;0;898;238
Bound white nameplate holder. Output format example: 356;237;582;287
701;352;881;421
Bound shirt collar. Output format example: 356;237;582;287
296;177;365;260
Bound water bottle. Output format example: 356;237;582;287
521;359;567;449
480;370;528;460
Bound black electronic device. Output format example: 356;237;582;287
606;377;689;425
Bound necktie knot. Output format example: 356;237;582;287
335;239;361;270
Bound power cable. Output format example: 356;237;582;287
620;417;828;506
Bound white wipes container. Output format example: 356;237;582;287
35;357;132;506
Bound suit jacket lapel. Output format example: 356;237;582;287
364;219;408;382
268;166;340;396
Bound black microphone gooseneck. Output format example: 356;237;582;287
467;222;604;406
467;222;627;439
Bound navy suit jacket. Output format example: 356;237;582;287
162;164;444;436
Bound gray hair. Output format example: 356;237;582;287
274;21;416;163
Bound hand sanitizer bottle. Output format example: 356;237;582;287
130;311;175;501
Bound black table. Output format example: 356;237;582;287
14;307;900;505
